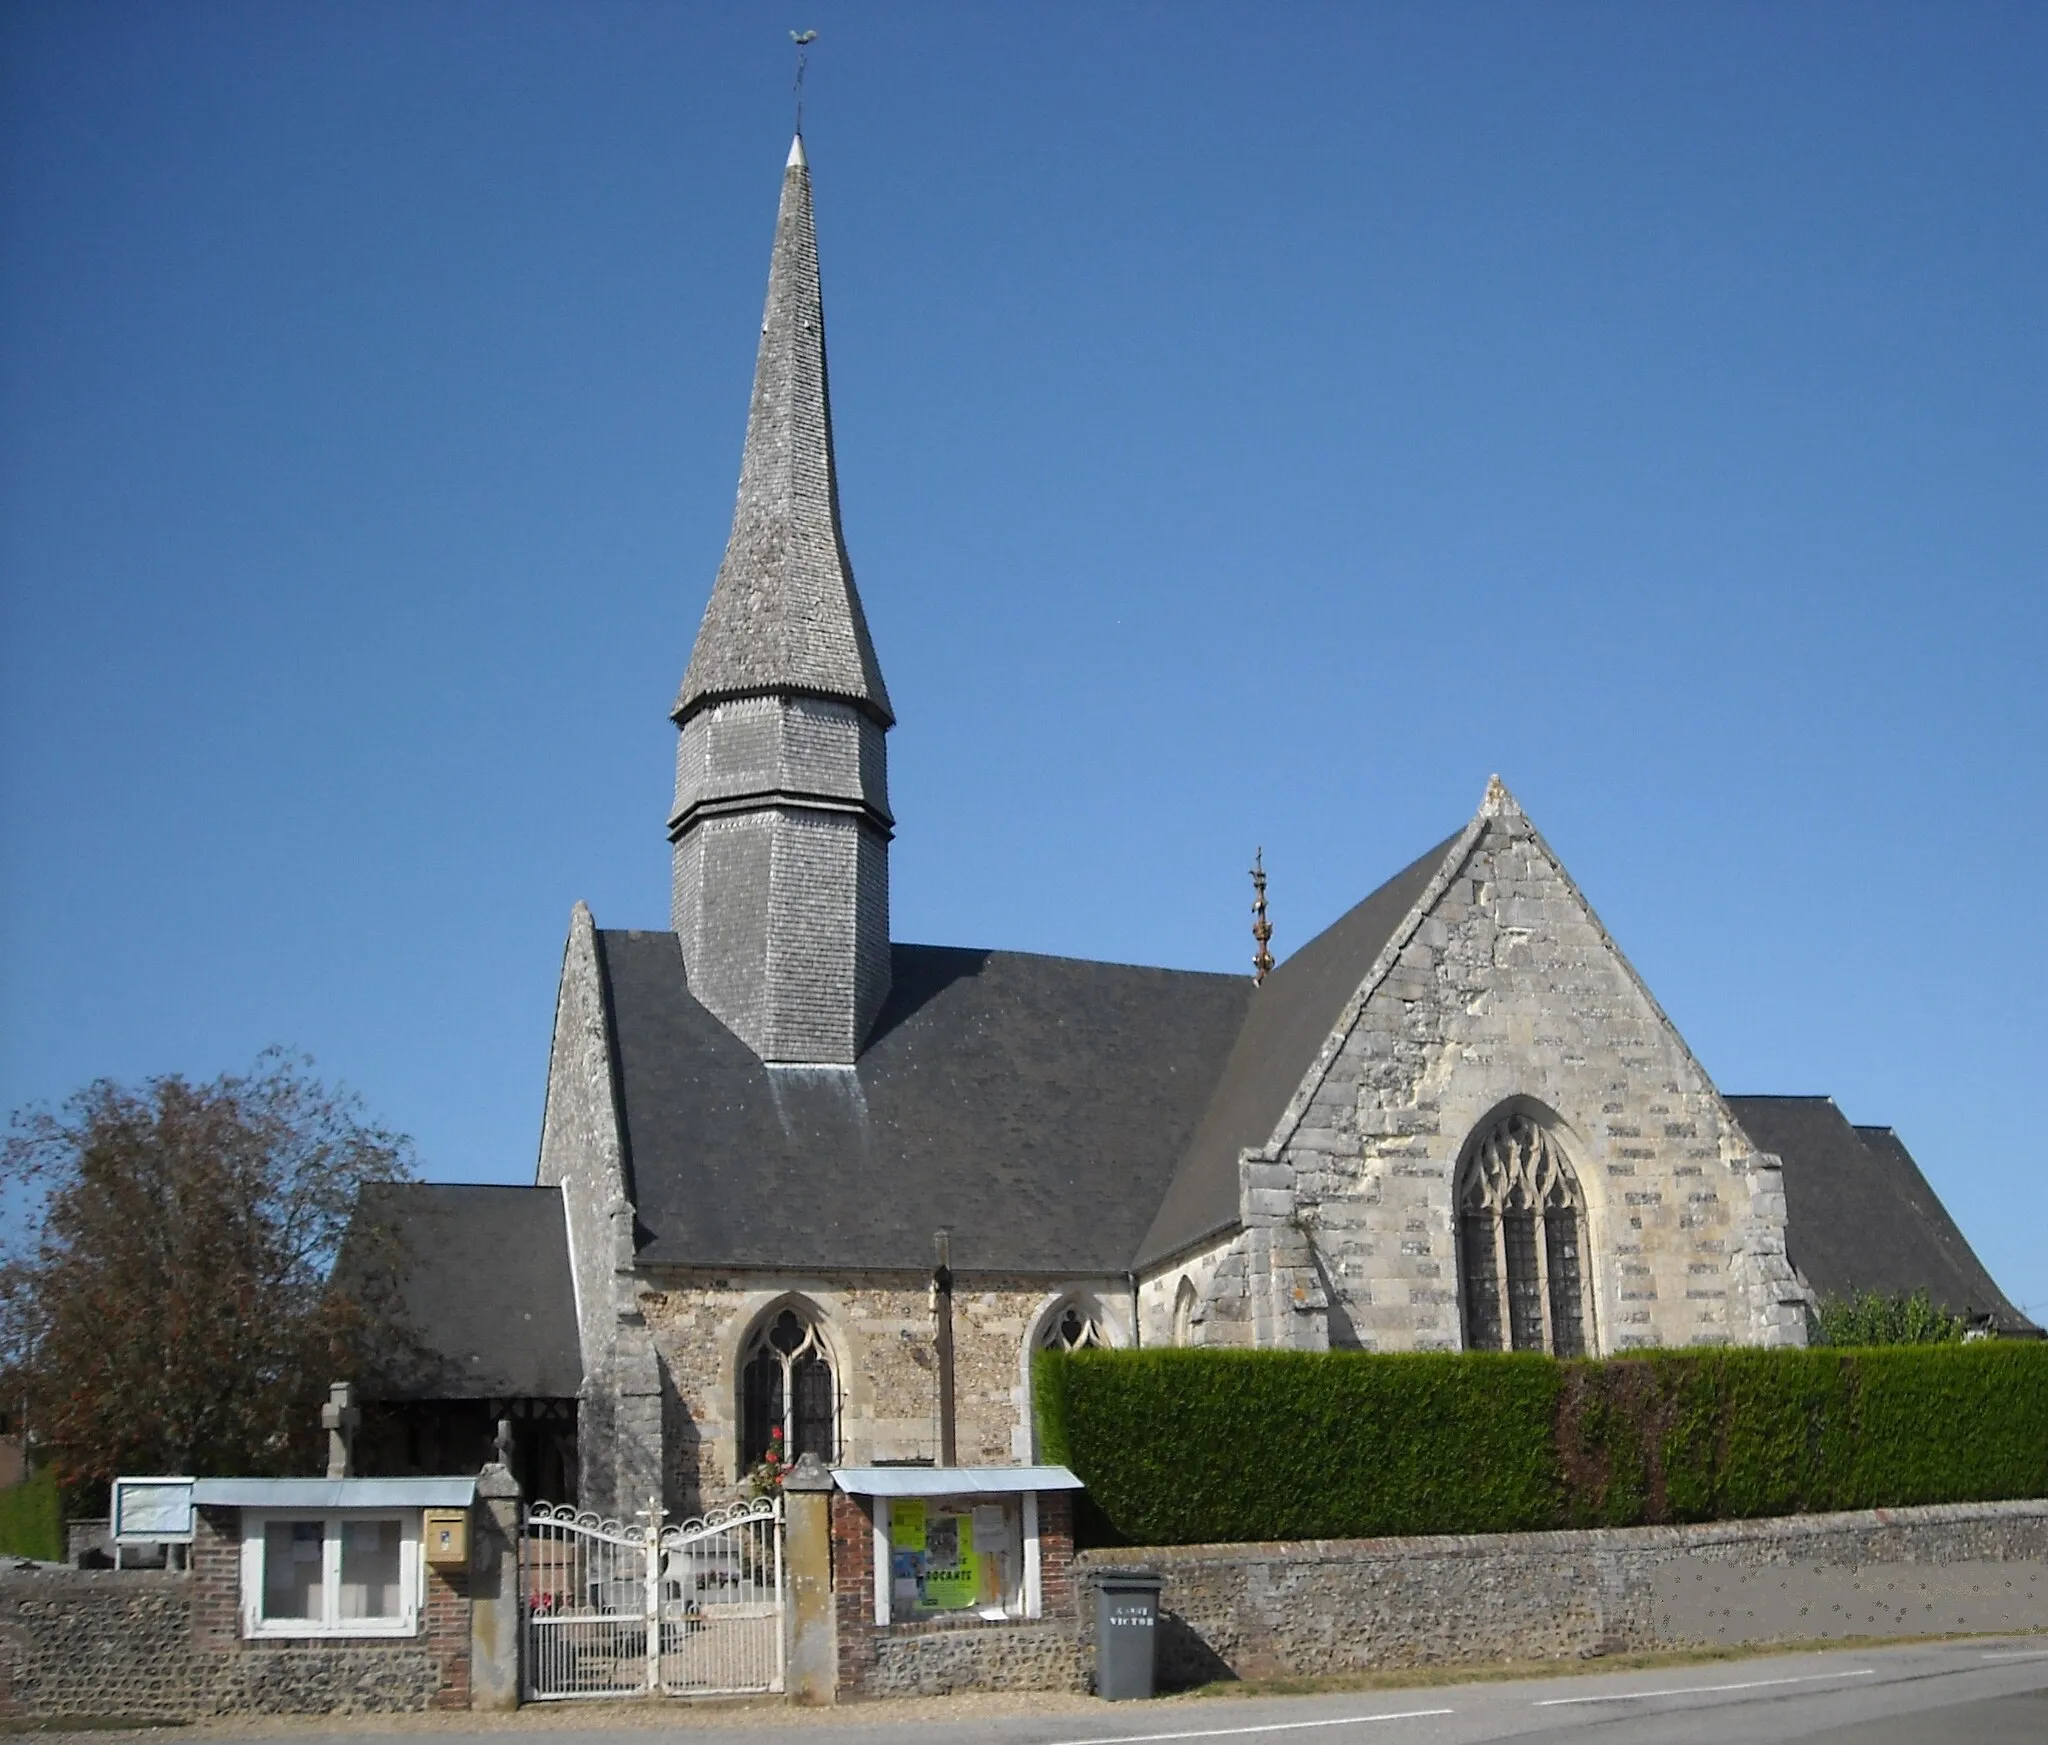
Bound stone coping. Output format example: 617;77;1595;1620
0;1564;188;1586
1072;1497;2048;1565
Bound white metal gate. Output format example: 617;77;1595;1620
522;1497;784;1700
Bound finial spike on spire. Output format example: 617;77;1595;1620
787;133;807;170
1250;848;1275;986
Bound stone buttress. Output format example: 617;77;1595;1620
534;904;662;1516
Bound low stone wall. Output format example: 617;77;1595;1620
0;1506;473;1721
1075;1499;2048;1689
0;1566;458;1720
0;1568;198;1722
863;1619;1082;1696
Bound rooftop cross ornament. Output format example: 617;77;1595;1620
1251;848;1275;985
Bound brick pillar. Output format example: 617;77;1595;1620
829;1489;876;1698
190;1507;241;1650
424;1555;472;1709
1038;1491;1076;1618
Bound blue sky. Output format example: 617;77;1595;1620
2;3;2042;1322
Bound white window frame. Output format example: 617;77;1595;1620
239;1509;421;1639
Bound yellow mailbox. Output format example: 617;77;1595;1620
423;1508;469;1567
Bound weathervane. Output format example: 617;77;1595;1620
791;29;818;133
1251;848;1275;986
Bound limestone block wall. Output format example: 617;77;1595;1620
641;1273;1133;1510
1075;1499;2048;1687
1250;796;1800;1354
1197;1222;1331;1352
1137;1237;1234;1347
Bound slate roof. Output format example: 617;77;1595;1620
1726;1095;2037;1334
676;136;892;727
347;1184;584;1399
571;832;2029;1328
598;930;1248;1273
1137;835;1461;1267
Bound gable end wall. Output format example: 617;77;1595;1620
1248;807;1802;1354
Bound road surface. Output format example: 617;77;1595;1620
218;1635;2048;1745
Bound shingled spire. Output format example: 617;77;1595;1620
676;134;891;727
669;136;894;1064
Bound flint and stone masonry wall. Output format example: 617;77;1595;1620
644;1277;1131;1512
1075;1499;2048;1689
0;1509;471;1721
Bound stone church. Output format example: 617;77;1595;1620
362;137;2035;1518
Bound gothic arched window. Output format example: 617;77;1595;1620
740;1305;835;1467
1456;1112;1593;1358
1171;1277;1200;1348
1037;1298;1109;1352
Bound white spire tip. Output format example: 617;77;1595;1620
787;134;807;170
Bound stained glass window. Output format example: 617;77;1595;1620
1456;1112;1595;1357
740;1306;835;1466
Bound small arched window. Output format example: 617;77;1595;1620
1171;1277;1200;1347
1037;1298;1109;1352
1457;1112;1592;1358
740;1305;835;1466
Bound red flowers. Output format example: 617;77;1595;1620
747;1425;788;1496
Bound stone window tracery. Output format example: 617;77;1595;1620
1037;1298;1109;1352
1456;1113;1592;1358
740;1304;835;1467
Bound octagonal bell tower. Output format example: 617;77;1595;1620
669;136;893;1065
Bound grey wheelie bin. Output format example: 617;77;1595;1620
1093;1568;1164;1700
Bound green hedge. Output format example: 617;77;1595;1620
1034;1342;2048;1547
0;1470;63;1563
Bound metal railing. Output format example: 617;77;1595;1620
522;1497;783;1700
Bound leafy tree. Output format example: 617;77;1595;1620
0;1051;414;1503
1810;1287;1968;1347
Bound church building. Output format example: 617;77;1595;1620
364;137;2035;1518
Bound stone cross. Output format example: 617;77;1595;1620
321;1380;359;1480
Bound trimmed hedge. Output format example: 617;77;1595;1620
1034;1342;2048;1547
0;1470;63;1563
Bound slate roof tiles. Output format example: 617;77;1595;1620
676;136;891;727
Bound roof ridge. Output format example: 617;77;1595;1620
895;940;1248;979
